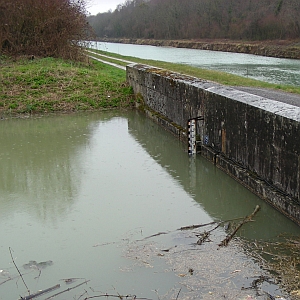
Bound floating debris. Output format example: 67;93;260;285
22;260;53;270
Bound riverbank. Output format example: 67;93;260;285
96;38;300;59
2;51;299;118
0;56;134;117
88;49;300;96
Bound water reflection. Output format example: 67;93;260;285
127;111;300;239
0;112;117;222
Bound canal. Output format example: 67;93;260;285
91;41;300;87
0;111;299;299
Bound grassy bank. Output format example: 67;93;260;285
0;56;134;116
1;50;299;118
89;49;300;95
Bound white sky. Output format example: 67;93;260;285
86;0;124;15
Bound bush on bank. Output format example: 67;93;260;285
0;0;92;60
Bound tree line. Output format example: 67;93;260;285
0;0;92;60
88;0;300;41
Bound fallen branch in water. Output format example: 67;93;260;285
139;217;245;242
179;221;216;230
20;284;60;300
44;280;90;299
196;230;211;245
219;205;260;247
178;217;245;231
83;294;152;299
194;221;224;245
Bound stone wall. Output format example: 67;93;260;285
127;63;300;225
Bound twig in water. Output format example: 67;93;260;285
137;232;170;241
34;269;41;280
175;288;182;300
0;270;34;287
179;217;245;231
161;245;177;252
195;231;211;245
44;280;90;299
20;284;60;300
179;221;216;230
83;294;151;299
60;277;86;284
76;289;89;300
9;247;30;295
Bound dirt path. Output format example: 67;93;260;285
87;50;127;70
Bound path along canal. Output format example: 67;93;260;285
90;41;300;87
0;111;299;300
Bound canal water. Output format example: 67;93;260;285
91;41;300;87
0;111;299;300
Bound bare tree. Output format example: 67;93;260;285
0;0;93;60
87;0;300;41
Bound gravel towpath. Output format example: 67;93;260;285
233;86;300;108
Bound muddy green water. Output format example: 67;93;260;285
0;111;299;300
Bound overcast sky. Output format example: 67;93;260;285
87;0;124;15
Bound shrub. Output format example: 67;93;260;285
0;0;93;60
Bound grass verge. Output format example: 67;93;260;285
0;56;134;116
89;49;300;95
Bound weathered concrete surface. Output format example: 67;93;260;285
127;63;300;225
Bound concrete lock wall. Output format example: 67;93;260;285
126;63;300;225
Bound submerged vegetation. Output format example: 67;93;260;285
0;56;134;116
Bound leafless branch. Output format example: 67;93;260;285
219;205;260;247
9;247;30;295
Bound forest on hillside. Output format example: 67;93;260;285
88;0;300;41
